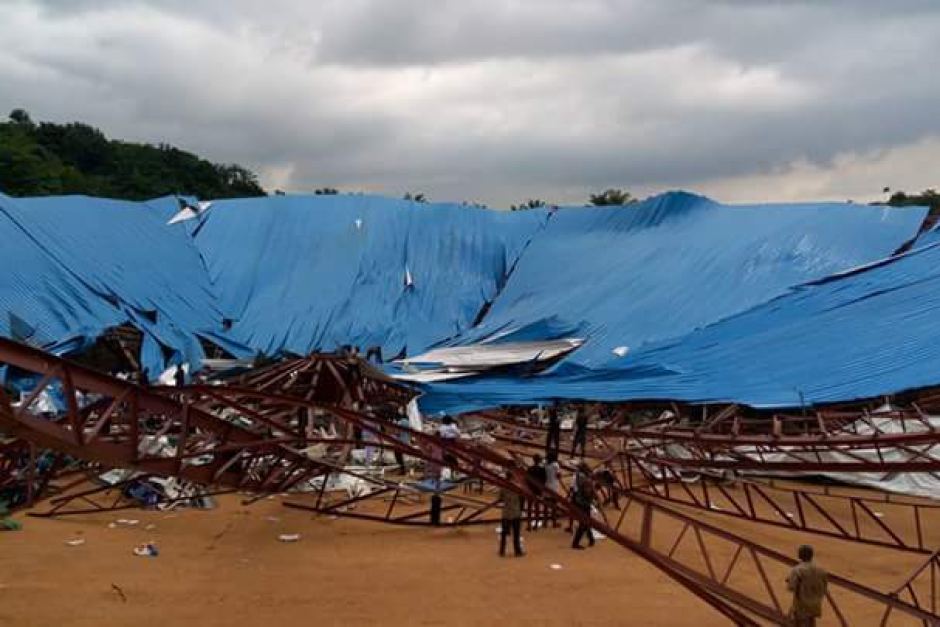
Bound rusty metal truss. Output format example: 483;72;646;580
887;550;940;624
3;337;940;625
468;409;940;557
618;457;940;554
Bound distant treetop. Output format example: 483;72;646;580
589;188;636;206
404;192;428;203
0;109;266;200
510;198;547;211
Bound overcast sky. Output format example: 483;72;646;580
2;0;938;207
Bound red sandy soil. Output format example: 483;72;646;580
0;487;933;627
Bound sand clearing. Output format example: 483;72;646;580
1;486;931;627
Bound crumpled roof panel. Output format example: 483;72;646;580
193;194;548;358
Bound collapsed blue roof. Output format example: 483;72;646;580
194;194;548;358
0;194;219;374
0;189;932;412
452;192;922;369
422;236;940;413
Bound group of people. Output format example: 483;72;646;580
498;455;601;557
496;402;608;557
540;402;590;459
346;406;465;486
496;405;830;627
116;363;189;387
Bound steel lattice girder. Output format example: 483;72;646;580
1;339;939;625
472;406;940;473
180;389;763;625
167;389;940;625
0;343;757;624
614;457;940;555
0;438;61;509
0;358;753;624
885;550;940;622
0;340;339;496
466;410;940;555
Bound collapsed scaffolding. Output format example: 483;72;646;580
2;338;940;625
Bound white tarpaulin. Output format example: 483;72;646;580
392;338;583;383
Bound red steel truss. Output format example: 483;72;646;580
467;409;940;556
618;457;940;554
467;406;940;473
0;342;340;501
168;383;940;623
886;550;940;624
2;337;940;624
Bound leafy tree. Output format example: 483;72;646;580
0;109;266;199
9;109;34;128
215;163;263;196
510;199;546;211
589;188;636;206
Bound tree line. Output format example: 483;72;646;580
0;109;265;200
882;187;940;216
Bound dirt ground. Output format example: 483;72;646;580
0;486;933;627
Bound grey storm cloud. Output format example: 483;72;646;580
2;0;940;206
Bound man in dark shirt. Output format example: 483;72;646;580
345;347;363;404
524;454;547;531
595;468;621;509
545;402;561;460
572;410;588;457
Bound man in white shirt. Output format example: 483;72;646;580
438;415;460;440
544;452;562;528
438;416;460;476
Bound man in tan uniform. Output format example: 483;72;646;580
498;471;525;557
787;545;828;627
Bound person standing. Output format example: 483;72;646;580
499;483;525;557
595;467;620;509
345;346;363;404
362;425;378;466
438;415;460;440
786;545;827;627
438;415;460;476
545;402;561;460
524;454;547;531
173;364;186;388
394;408;410;475
572;409;588;457
571;462;596;550
544;452;562;528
